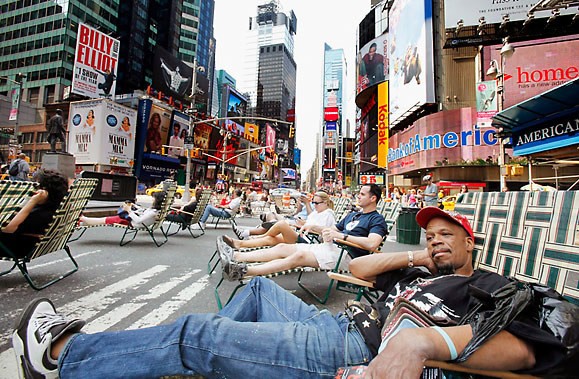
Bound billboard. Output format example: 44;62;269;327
153;46;193;103
491;38;579;108
357;32;389;95
387;108;498;175
226;88;247;119
193;122;213;150
244;122;259;143
324;107;339;122
265;123;276;154
359;173;385;185
144;104;172;153
475;80;498;127
68;99;136;167
167;112;189;158
444;0;577;29
388;0;435;125
72;23;120;99
377;82;389;169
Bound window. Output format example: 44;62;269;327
36;132;48;143
28;87;39;104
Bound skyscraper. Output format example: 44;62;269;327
238;0;297;172
0;1;119;106
321;44;347;186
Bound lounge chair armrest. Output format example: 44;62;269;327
170;207;195;217
333;238;381;254
424;360;538;379
327;272;375;288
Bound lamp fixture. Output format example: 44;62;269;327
547;8;560;25
455;19;464;35
486;59;500;79
500;37;515;58
477;16;486;35
500;14;510;30
523;11;535;27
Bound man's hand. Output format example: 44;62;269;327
122;203;132;212
364;329;431;379
321;227;342;243
414;248;437;274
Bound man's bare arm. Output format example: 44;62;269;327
364;326;535;379
349;249;436;282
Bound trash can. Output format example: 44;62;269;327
396;207;421;245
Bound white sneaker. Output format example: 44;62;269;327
13;298;85;379
241;229;250;239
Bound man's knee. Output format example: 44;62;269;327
287;250;310;265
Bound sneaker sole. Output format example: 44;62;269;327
13;298;57;379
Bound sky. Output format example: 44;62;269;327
213;0;369;174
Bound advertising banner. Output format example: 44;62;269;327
377;82;389;169
475;80;498;126
357;33;389;95
512;111;579;156
193;123;213;151
324;107;339;122
444;0;577;29
144;104;172;153
68;99;136;167
387;108;499;175
244;122;259;143
325;121;337;131
493;39;579;108
388;0;435;125
9;88;19;121
266;123;276;154
167;112;189;158
153;46;193;103
359;173;385;185
324;130;336;148
72;23;119;99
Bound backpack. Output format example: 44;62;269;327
8;159;20;177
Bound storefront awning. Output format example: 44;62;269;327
492;78;579;157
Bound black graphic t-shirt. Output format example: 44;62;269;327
370;269;570;375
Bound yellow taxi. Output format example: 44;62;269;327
145;184;193;200
441;195;457;211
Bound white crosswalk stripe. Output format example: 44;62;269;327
0;267;209;379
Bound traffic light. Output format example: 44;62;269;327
289;125;295;138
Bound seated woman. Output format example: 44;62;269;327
79;192;166;228
0;169;69;259
223;191;335;250
165;188;203;229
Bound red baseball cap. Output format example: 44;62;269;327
416;206;474;239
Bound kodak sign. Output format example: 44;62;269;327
377;82;389;169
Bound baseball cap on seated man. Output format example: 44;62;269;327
423;174;432;181
416;206;474;239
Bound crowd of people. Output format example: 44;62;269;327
2;170;576;378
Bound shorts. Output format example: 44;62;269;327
105;216;130;226
298;243;351;270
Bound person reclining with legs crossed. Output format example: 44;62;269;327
217;184;387;281
225;191;335;249
14;207;570;379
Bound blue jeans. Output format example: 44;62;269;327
200;205;231;223
58;277;371;378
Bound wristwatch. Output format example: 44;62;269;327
343;234;348;241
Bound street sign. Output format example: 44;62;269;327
184;144;194;150
184;136;194;145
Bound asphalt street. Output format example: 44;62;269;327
0;210;425;378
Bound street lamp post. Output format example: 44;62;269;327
486;37;515;191
183;58;204;203
2;73;24;155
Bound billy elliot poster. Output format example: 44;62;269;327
72;22;120;99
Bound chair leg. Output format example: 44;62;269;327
207;249;219;274
166;222;181;236
119;228;138;246
17;246;79;290
214;276;247;310
148;225;168;247
68;227;87;242
297;270;335;304
0;260;18;277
